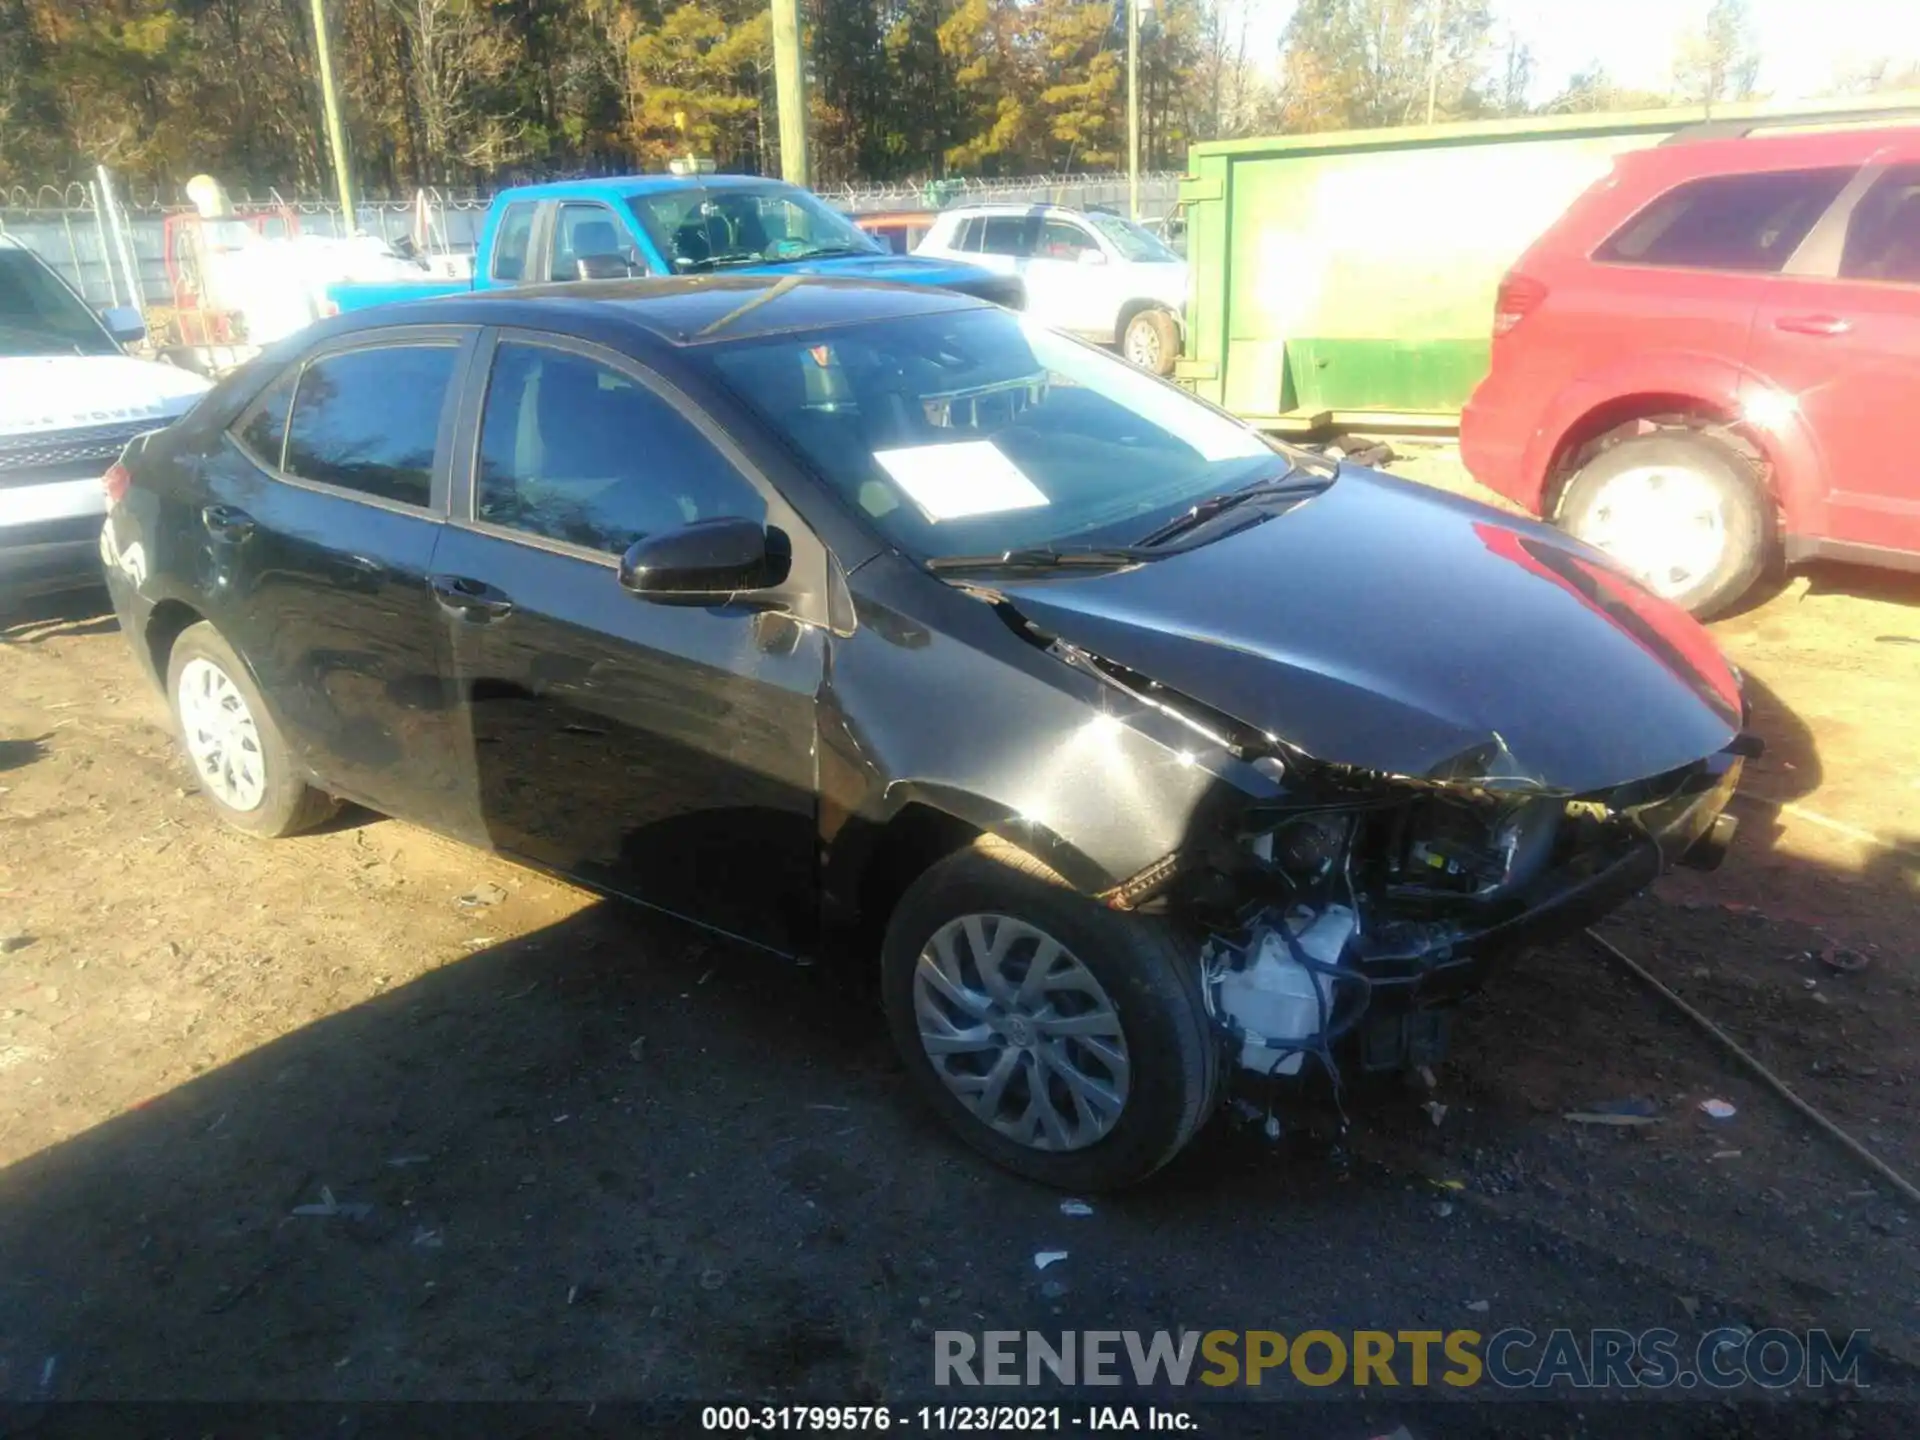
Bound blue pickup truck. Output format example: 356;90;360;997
326;173;1024;313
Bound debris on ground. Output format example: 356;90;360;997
1321;438;1397;468
454;883;508;909
1423;1101;1448;1126
387;1154;429;1168
628;1036;647;1061
1433;1201;1455;1218
699;1269;726;1290
1033;1251;1068;1270
411;1227;443;1248
1590;1097;1659;1118
1465;1300;1489;1313
290;1186;373;1219
1564;1111;1658;1127
1700;1099;1738;1120
1040;1279;1069;1300
1818;944;1872;975
1059;1199;1094;1217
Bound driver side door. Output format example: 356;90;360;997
433;329;829;953
1017;217;1117;341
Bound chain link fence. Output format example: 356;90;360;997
2;172;1182;309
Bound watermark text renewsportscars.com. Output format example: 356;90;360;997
934;1327;1871;1391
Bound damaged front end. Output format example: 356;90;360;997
1046;636;1753;1097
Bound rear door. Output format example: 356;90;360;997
431;330;827;953
1746;150;1920;556
1567;162;1860;400
210;328;475;832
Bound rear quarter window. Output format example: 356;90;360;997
491;202;538;282
1596;166;1857;274
283;344;458;508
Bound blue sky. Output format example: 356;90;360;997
1234;0;1920;101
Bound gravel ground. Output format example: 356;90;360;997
1;450;1917;1435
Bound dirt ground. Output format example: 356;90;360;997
1;451;1917;1433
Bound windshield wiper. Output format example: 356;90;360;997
925;545;1154;574
761;244;880;264
1133;468;1333;549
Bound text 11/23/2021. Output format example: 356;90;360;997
701;1405;1196;1431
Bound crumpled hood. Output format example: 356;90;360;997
994;466;1744;795
0;355;211;435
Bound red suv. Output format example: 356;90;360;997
1461;124;1920;615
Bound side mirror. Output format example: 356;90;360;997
1076;248;1108;267
101;305;146;343
619;518;791;604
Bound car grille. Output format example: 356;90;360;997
0;420;154;481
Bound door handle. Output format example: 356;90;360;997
201;504;255;541
1773;313;1851;337
430;573;514;621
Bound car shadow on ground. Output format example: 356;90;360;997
1727;560;1920;623
0;588;117;646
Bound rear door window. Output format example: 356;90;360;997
474;340;765;555
980;216;1037;258
490;202;538;282
234;367;300;468
283;344;459;509
1598;167;1857;273
1840;164;1920;284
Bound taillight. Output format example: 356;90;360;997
103;462;131;506
1493;273;1548;338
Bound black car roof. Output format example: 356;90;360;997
332;275;991;347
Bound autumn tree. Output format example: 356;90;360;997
1279;0;1496;133
1673;0;1761;109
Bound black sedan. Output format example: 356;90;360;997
102;276;1750;1189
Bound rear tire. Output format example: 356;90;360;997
166;622;336;838
881;836;1219;1189
1121;308;1180;377
1556;430;1769;618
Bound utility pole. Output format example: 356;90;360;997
308;0;356;231
772;0;810;186
1425;0;1445;125
1127;0;1141;220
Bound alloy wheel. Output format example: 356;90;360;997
176;657;267;812
912;913;1131;1151
1124;319;1163;370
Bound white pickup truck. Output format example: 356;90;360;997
1;236;211;608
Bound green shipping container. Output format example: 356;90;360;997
1176;94;1920;430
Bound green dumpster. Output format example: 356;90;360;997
1177;94;1920;431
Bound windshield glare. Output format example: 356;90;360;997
703;309;1294;561
1086;212;1180;263
628;184;884;272
0;250;119;358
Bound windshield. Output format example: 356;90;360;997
1085;212;1181;264
627;183;885;272
0;249;118;358
700;308;1305;562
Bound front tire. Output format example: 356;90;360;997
1121;308;1180;377
881;836;1219;1189
1556;430;1769;618
166;622;336;838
